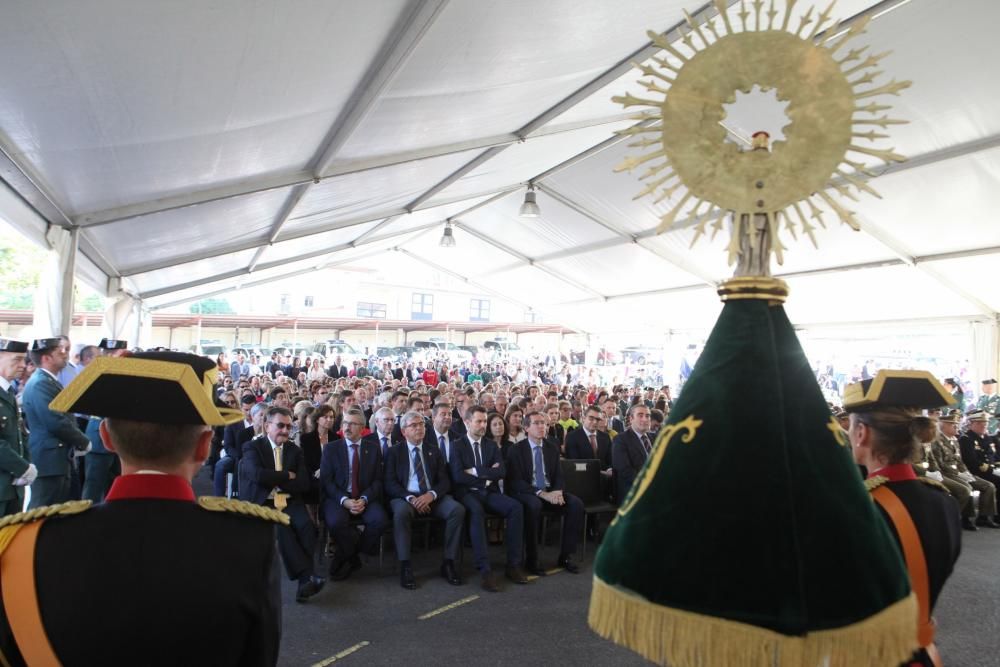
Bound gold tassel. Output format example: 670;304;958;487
588;576;918;667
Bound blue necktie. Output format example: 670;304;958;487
533;446;546;491
439;435;447;462
381;436;388;457
412;448;428;493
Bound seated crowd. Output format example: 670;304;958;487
210;355;675;599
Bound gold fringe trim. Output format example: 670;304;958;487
865;475;889;492
0;500;92;558
916;477;950;493
588;576;918;667
198;496;290;525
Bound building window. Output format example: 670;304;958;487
411;293;433;321
357;302;387;319
279;293;291;314
304;295;314;308
470;298;490;322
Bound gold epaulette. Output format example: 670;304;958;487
916;477;950;493
864;475;889;492
197;496;290;525
0;500;92;557
0;500;92;530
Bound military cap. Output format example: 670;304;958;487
982;378;997;385
49;351;242;426
31;337;63;351
843;370;955;412
0;338;29;353
937;413;960;425
833;408;849;419
965;409;989;422
99;338;128;350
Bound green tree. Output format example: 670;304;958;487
0;233;45;310
189;298;235;314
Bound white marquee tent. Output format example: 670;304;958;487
0;0;997;365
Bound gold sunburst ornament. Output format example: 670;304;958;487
613;0;910;271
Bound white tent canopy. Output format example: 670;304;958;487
0;0;998;337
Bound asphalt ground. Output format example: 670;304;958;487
193;468;998;666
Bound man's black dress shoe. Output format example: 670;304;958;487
525;562;546;577
975;516;1000;528
480;571;500;592
440;560;463;586
505;565;530;584
400;563;417;590
962;517;978;531
557;555;580;574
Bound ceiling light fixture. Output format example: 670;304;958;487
519;184;540;218
439;221;456;248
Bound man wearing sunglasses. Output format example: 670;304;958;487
241;406;325;603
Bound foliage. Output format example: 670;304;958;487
189;298;235;314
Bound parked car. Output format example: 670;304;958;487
458;345;481;358
310;339;361;365
412;338;473;362
483;339;521;357
620;346;663;365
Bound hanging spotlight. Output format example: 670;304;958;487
519;184;540;218
439;221;456;248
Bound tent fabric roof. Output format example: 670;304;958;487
0;0;997;334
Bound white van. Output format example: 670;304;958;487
411;338;472;362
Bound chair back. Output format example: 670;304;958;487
560;458;604;506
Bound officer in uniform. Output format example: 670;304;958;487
21;337;90;508
0;339;34;517
0;351;285;666
958;410;1000;526
928;413;988;531
844;370;962;667
81;338;129;503
976;378;1000;434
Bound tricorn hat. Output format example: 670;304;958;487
49;351;242;426
982;378;997;385
843;371;955;412
31;337;63;352
99;338;128;350
0;339;29;354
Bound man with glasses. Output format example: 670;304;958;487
566;405;613;477
311;384;330;407
384;410;465;590
320;408;386;581
507;410;584;575
612;404;654;504
241;406;325;602
23;337;91;508
368;407;398;459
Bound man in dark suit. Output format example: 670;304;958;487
0;351;282;666
566;405;614;510
0;339;33;516
506;410;584;574
240;406;325;602
326;356;348;379
214;394;256;496
451;405;527;591
368;407;400;459
320;408;386;580
22;337;90;508
612;404;654;503
384;410;465;589
602;397;625;433
425;402;459;469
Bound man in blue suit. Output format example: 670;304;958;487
320;407;386;581
384;410;465;590
450;405;528;591
23;337;90;508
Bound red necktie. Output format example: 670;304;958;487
589;433;598;457
350;443;360;498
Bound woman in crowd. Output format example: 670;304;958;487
505;405;526;449
844;372;962;667
307;357;326;382
215;352;229;374
299;404;336;511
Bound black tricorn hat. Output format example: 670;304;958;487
99;338;128;350
31;337;63;351
49;351;242;426
843;370;955;412
0;339;29;353
982;378;997;385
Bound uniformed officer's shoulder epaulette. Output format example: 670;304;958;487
864;475;889;492
916;477;950;493
197;496;289;525
0;499;91;530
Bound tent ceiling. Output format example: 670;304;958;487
0;0;998;334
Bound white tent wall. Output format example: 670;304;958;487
0;0;998;358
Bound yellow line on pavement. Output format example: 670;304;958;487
417;594;480;620
309;641;370;667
